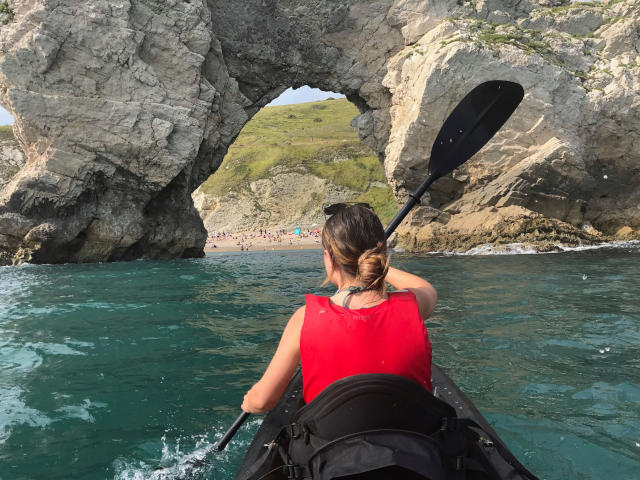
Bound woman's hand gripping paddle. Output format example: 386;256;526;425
214;80;525;453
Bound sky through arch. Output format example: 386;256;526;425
268;86;344;106
0;107;13;125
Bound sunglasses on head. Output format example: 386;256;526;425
323;202;374;216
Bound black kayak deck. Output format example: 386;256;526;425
234;365;537;480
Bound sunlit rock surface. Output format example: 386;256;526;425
0;128;24;189
0;0;638;264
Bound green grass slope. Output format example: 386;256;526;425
0;125;14;141
199;98;397;223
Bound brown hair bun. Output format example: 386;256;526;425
321;205;389;293
356;242;390;292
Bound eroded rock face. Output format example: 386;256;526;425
0;127;25;188
0;0;638;264
193;170;359;234
387;0;640;251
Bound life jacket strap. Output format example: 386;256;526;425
287;423;311;443
285;463;303;480
282;416;492;480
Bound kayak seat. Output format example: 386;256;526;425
282;374;466;480
294;373;456;439
338;467;429;480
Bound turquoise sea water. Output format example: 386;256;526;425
1;248;639;479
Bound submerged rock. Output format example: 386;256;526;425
0;0;638;264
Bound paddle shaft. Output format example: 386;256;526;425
384;173;439;239
215;411;250;451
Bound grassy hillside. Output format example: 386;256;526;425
0;125;14;141
199;98;397;223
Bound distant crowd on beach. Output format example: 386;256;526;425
204;228;321;252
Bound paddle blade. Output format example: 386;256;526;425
429;80;524;177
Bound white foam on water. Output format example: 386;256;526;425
0;343;43;374
458;243;540;256
25;342;87;356
436;240;640;256
67;301;147;311
112;419;262;480
0;386;52;445
65;339;95;349
113;433;219;480
56;404;96;423
557;240;640;252
54;399;108;423
0;262;36;269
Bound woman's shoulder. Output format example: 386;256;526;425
304;294;331;310
305;293;329;302
291;304;306;321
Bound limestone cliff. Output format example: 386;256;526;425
388;0;640;251
0;126;24;188
0;0;638;264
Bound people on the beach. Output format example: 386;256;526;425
205;228;322;251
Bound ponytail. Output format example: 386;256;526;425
356;242;389;293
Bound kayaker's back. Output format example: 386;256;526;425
301;291;432;403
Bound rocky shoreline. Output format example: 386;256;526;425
394;205;621;254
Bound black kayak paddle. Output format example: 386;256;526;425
384;80;524;236
214;79;524;453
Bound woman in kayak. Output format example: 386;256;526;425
242;203;437;413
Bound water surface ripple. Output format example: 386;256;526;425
1;248;639;479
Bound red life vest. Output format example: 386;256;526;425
300;291;432;403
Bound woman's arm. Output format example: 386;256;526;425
241;305;305;414
385;266;437;319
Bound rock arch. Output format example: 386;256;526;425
1;0;639;264
0;0;412;264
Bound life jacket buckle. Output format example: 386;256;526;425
288;423;302;439
480;436;494;447
264;440;278;451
